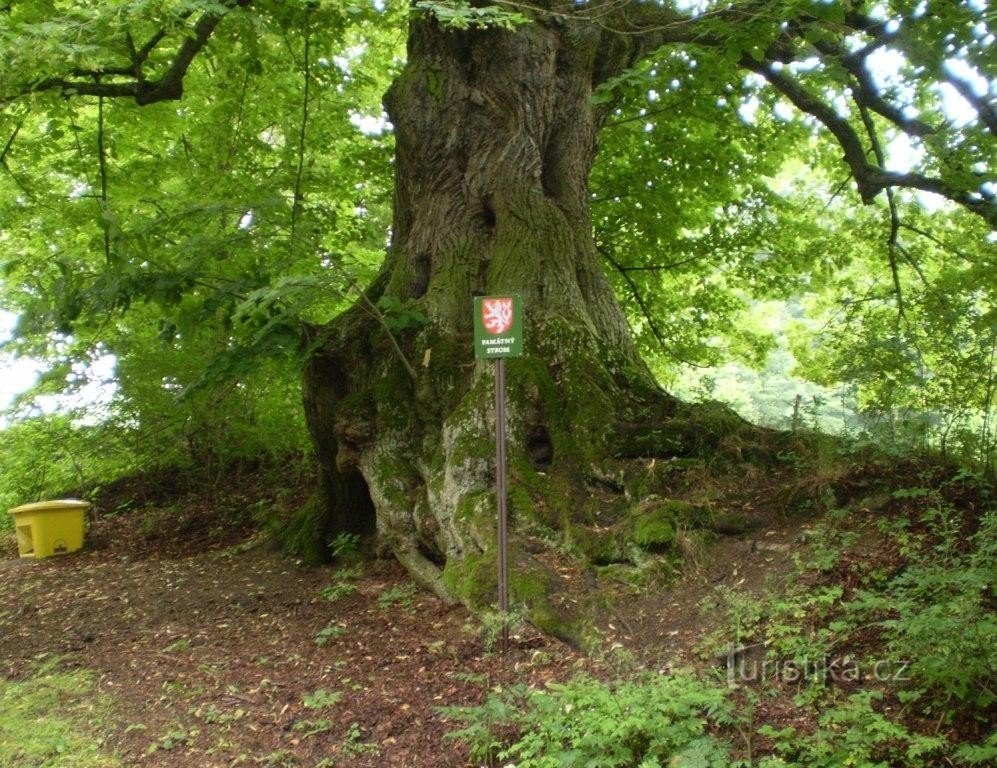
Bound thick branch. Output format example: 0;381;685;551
11;1;249;106
840;9;995;138
746;61;870;190
943;64;997;137
811;40;936;138
865;168;995;225
578;2;992;227
751;61;996;228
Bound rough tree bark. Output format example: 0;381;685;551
281;2;993;636
291;10;761;636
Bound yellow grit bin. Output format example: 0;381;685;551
8;500;90;559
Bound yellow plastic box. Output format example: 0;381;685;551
8;500;90;559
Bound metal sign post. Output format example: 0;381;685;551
473;295;523;652
494;357;509;649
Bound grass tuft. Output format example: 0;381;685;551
0;660;118;767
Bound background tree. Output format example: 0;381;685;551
1;0;398;483
1;1;992;626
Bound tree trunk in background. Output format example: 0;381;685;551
294;15;759;637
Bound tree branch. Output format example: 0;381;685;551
811;39;936;138
10;1;250;106
942;63;997;137
749;60;996;228
577;1;993;226
0;120;60;209
0;120;20;165
595;241;709;368
289;15;313;258
859;101;904;324
617;254;711;273
97;95;111;264
840;9;994;138
598;244;665;342
744;60;870;187
898;223;976;263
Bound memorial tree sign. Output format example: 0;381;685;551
473;295;523;649
473;295;524;359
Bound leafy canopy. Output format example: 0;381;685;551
0;0;993;479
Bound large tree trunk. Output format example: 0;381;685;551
293;14;756;638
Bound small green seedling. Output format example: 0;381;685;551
302;689;342;710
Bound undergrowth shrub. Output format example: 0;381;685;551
846;506;996;712
695;477;995;766
440;673;734;767
758;690;947;767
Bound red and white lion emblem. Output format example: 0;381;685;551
481;298;514;335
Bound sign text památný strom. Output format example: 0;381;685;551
473;295;523;359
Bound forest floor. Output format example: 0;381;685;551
0;463;806;768
0;466;592;767
1;541;595;767
2;458;985;766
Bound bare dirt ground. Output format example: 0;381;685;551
0;466;814;767
0;461;599;768
601;520;805;667
0;522;591;767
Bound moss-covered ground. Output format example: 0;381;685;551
0;661;119;767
